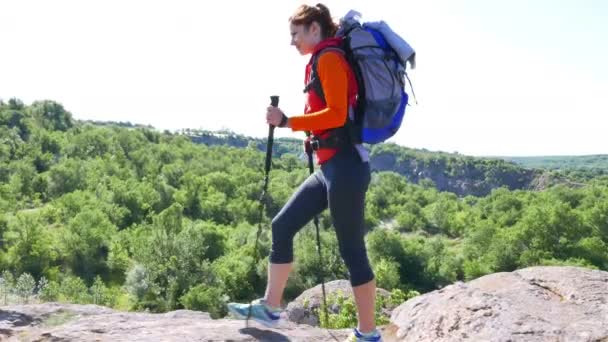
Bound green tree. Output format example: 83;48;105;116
47;158;86;198
58;275;91;304
180;284;227;318
15;273;36;304
8;160;38;201
90;275;111;306
1;270;15;304
62;209;117;282
109;178;160;228
211;251;257;302
28;100;74;131
4;212;57;279
373;258;401;290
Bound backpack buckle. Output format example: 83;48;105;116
310;138;321;151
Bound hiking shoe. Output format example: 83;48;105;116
227;298;282;328
344;328;383;342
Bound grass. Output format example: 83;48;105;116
41;310;78;327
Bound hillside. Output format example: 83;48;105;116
501;155;608;182
502;155;608;171
182;129;594;197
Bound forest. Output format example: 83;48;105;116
1;98;607;324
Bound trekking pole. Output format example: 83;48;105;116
305;135;330;328
246;95;279;327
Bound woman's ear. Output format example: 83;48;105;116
309;21;321;37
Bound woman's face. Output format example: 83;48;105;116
290;22;321;55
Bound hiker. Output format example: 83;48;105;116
228;3;383;341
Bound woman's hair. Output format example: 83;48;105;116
289;3;338;39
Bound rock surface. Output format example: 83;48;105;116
0;302;353;341
285;279;392;327
385;266;608;341
2;266;607;341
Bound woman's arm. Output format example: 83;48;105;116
288;51;349;131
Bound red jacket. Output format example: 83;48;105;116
289;38;358;164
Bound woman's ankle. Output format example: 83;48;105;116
261;298;282;311
356;327;380;336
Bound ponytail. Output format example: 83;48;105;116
289;3;338;39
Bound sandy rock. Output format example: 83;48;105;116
385;266;608;342
285;279;392;327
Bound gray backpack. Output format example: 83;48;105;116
307;10;416;144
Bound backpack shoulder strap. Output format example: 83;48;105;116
303;46;345;103
404;71;418;105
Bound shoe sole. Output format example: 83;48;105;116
345;335;385;342
227;306;280;328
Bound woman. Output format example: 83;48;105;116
228;3;383;341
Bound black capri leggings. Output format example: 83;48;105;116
269;145;374;287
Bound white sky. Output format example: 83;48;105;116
1;0;607;156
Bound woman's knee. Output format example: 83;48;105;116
271;214;292;241
339;244;375;286
270;216;294;263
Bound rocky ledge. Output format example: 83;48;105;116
1;266;607;341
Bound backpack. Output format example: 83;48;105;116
306;10;416;145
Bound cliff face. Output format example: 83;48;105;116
186;132;562;198
2;266;607;342
369;151;540;197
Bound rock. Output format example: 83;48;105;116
2;266;606;341
385;266;608;341
285;279;392;327
0;302;355;341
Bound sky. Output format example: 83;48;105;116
1;0;607;157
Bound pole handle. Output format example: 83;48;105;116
265;95;279;174
270;95;279;107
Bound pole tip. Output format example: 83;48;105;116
270;95;279;107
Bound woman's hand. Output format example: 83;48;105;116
266;106;289;128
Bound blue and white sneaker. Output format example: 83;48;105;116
344;328;383;342
227;298;282;328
